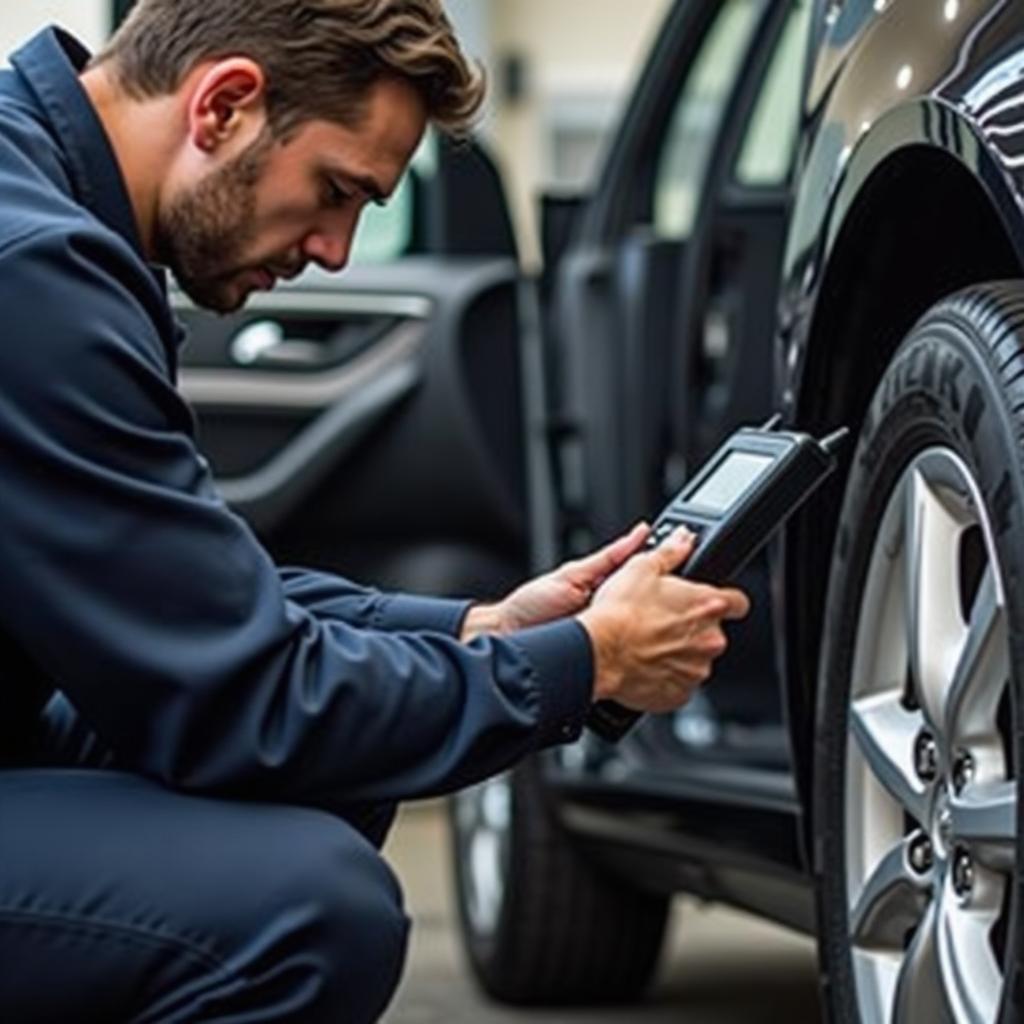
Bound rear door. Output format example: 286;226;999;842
547;0;779;549
176;139;532;600
547;0;813;784
675;0;813;464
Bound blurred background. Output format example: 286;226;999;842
1;0;669;265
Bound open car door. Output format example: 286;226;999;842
546;0;811;780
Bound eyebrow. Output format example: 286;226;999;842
343;171;390;207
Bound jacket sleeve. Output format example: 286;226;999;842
278;567;473;637
0;226;593;803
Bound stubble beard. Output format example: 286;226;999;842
156;134;273;314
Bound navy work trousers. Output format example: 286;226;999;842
0;696;410;1023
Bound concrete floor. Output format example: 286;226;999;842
382;803;824;1024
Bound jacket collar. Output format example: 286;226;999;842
10;27;145;257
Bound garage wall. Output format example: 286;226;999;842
0;1;109;61
0;0;670;263
485;0;670;264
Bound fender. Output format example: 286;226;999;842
783;0;1024;412
774;0;1024;846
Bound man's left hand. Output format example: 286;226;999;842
461;522;650;641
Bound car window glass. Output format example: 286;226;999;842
734;1;814;187
348;176;413;264
653;0;761;240
348;134;436;265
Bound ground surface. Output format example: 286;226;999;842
382;803;825;1023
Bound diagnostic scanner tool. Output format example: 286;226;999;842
585;416;849;743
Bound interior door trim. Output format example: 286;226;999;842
215;352;421;531
179;319;425;410
174;289;433;319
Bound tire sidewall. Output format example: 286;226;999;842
814;304;1024;1022
449;755;669;1004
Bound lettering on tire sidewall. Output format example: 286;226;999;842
858;331;1016;540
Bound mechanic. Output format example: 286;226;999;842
0;2;749;1021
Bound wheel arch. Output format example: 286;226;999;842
783;117;1024;841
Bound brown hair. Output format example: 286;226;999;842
96;0;485;139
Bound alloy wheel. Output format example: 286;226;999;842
845;447;1016;1023
452;773;513;937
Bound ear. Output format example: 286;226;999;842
187;58;268;154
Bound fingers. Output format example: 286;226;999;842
596;521;651;570
592;521;650;578
664;577;750;622
717;587;750;621
563;521;650;590
699;624;728;658
645;526;696;575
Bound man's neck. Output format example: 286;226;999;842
78;64;180;260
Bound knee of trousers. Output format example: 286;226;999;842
313;819;411;1021
218;810;411;1024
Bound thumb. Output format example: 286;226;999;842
603;520;652;568
567;520;650;587
645;526;697;575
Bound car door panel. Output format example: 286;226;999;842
548;0;802;779
690;189;789;462
551;236;686;548
176;257;529;598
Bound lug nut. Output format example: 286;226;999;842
907;834;934;874
953;849;974;897
914;732;939;782
952;751;975;794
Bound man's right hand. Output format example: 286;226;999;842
576;528;750;712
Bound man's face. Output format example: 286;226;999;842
157;77;427;314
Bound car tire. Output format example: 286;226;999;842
449;758;669;1005
814;283;1024;1022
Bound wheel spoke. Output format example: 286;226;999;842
935;883;1002;1024
849;837;930;952
454;786;481;833
892;902;956;1024
481;776;512;830
951;779;1017;875
468;830;504;932
850;691;929;825
904;468;968;737
944;566;1008;747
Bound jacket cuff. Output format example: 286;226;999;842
507;619;594;747
372;594;472;637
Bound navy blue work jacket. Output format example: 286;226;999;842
0;28;593;801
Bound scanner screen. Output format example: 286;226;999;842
688;451;774;512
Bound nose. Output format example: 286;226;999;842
303;219;355;273
299;229;352;272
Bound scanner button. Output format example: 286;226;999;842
652;522;677;543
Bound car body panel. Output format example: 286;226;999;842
777;0;1024;837
784;0;1024;391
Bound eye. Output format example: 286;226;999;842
323;178;352;208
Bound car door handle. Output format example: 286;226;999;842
230;320;328;368
824;0;848;22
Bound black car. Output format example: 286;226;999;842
177;0;1024;1020
449;1;1024;1021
